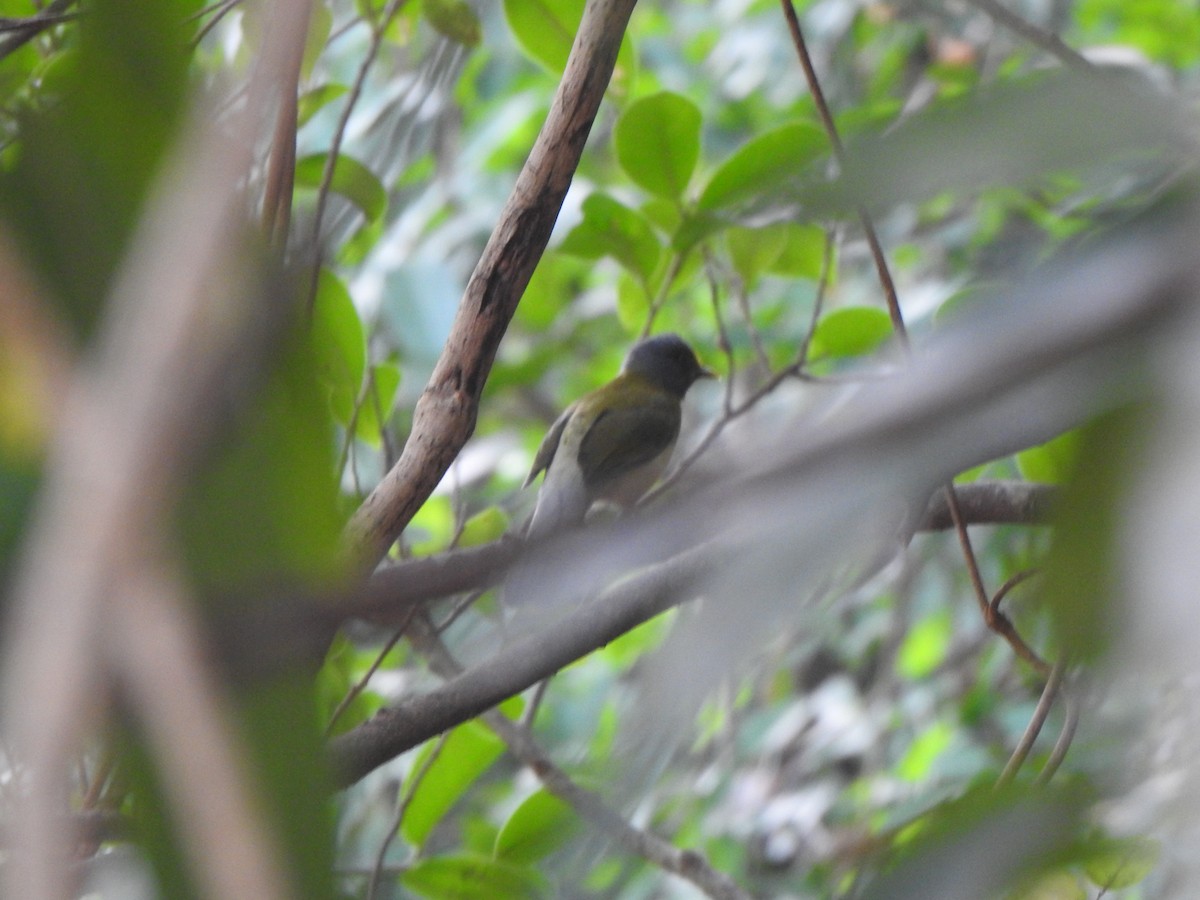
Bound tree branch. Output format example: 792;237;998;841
343;0;639;570
328;548;708;787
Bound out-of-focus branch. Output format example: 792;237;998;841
328;547;708;787
0;1;313;897
343;0;639;570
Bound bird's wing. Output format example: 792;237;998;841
576;391;680;491
523;402;577;488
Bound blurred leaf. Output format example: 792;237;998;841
726;224;787;287
354;362;401;447
493;788;583;864
311;269;366;425
1041;411;1140;661
178;327;344;592
401;721;506;847
401;854;548;899
615;271;649;333
503;0;581;73
295;153;388;223
297;83;349;127
896;720;952;781
769;222;829;280
1009;870;1088;900
614;91;702;202
425;0;482;47
0;0;190;339
897;610;953;679
559;192;662;284
808;306;893;360
862;784;1086;900
810;70;1182;215
458;506;510;547
1016;430;1080;485
1082;836;1159;890
301;1;332;80
698;121;827;212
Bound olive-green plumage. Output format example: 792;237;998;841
524;334;712;537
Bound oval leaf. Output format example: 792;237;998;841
402;854;547;900
503;0;581;74
295;152;387;223
311;269;365;424
809;306;893;360
494;788;583;864
699;121;827;212
615;91;702;201
401;722;505;847
558;193;662;283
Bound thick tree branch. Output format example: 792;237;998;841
343;0;639;570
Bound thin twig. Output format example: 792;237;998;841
325;608;417;737
1037;679;1079;784
778;0;906;343
964;0;1094;71
640;253;686;339
366;732;449;900
945;486;1051;675
997;657;1066;786
305;0;407;315
990;567;1040;614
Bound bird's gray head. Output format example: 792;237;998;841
621;334;713;397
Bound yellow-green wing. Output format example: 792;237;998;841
576;383;680;490
523;402;577;488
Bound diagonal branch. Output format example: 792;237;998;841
343;0;639;570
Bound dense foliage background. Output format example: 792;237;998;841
2;0;1200;898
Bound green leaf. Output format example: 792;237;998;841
301;0;332;80
1083;837;1159;890
770;223;830;280
295;153;388;223
1010;870;1088;900
424;0;482;47
698;121;827;212
297;83;348;127
354;362;401;447
458;507;510;547
0;0;190;340
615;271;649;334
311;270;366;425
896;609;953;679
401;722;506;847
402;854;548;899
1016;430;1080;485
503;0;582;74
896;720;953;781
614;91;702;201
558;193;662;283
808;306;893;360
494;788;584;864
726;224;788;287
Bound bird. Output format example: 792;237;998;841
522;333;714;538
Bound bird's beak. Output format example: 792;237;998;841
699;365;717;380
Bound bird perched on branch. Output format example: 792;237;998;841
523;333;714;538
